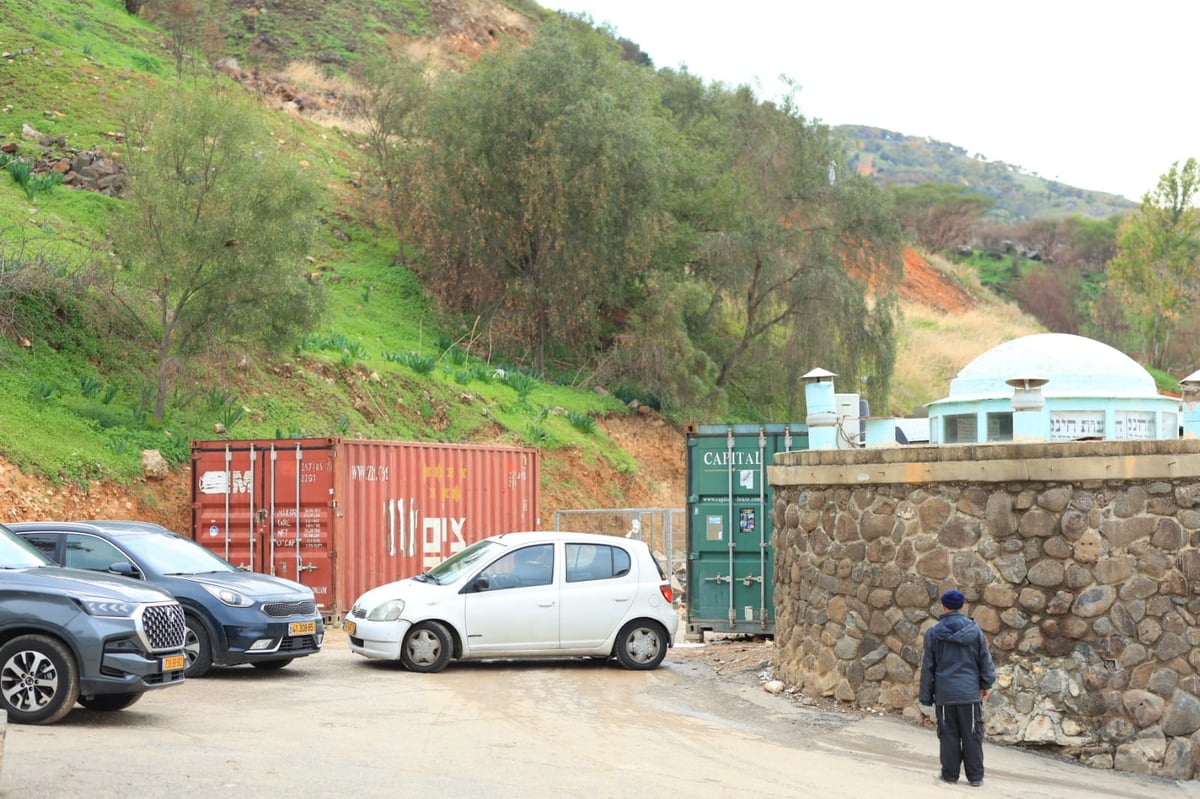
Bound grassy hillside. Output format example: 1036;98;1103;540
1;1;646;496
0;0;1061;526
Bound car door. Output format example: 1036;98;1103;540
559;542;637;650
462;544;558;654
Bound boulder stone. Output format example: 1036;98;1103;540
1162;691;1200;737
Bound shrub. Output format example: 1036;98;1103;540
385;351;436;374
567;410;596;434
77;375;103;398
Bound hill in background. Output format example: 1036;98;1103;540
839;125;1137;223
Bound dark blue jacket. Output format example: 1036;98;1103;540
918;611;995;706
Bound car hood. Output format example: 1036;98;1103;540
11;564;175;602
181;569;314;599
354;576;446;609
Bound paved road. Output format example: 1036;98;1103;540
4;630;1200;799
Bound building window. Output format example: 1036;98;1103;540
986;412;1013;442
943;413;977;444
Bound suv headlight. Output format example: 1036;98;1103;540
74;597;139;617
366;599;405;621
201;583;255;608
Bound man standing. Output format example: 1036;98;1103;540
919;589;996;787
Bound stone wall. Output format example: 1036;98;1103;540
767;439;1200;780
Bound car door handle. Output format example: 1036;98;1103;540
613;596;631;603
537;601;556;608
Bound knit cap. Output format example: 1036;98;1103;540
941;589;965;609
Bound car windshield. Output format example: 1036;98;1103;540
426;539;508;584
117;531;237;575
0;524;52;568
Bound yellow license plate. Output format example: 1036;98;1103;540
343;620;356;636
289;621;317;636
163;654;186;672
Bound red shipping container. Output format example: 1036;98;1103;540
190;438;540;621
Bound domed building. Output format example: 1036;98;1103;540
924;333;1179;444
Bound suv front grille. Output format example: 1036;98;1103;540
262;600;317;617
140;602;187;651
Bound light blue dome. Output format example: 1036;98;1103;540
944;333;1158;402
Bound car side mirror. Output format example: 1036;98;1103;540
108;561;141;579
471;575;491;592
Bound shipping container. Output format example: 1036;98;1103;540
191;438;540;621
684;423;808;640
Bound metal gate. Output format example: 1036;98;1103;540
551;507;685;594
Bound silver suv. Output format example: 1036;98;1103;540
0;523;187;724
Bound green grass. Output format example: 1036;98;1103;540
0;0;647;493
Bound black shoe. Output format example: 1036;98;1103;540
968;780;983;787
936;774;957;784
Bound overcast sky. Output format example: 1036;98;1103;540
540;1;1199;202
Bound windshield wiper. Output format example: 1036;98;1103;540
413;570;439;584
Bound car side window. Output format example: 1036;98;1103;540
64;534;127;572
566;544;631;583
21;533;59;562
479;544;554;590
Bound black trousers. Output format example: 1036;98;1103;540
937;702;984;782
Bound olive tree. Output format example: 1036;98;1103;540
111;83;325;419
414;19;668;372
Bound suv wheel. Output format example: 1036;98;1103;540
183;615;214;678
0;635;81;725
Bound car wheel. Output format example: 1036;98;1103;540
400;621;453;673
250;659;293;672
183;615;214;678
78;692;143;712
0;634;80;725
614;620;668;670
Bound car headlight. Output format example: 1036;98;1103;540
365;599;405;621
74;597;139;617
201;583;255;608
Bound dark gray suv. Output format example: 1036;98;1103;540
0;523;187;724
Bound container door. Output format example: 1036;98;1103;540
192;439;337;617
686;425;806;638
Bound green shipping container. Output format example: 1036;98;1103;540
685;423;808;640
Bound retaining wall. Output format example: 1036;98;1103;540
767;439;1200;779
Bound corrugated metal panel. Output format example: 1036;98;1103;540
685;424;807;639
331;440;540;614
191;438;540;621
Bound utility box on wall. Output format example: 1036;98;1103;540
191;438;540;622
684;423;808;640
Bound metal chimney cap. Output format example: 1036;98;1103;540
802;367;838;382
1005;377;1049;390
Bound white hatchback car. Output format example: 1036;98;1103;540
344;531;679;672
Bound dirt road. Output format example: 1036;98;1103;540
4;631;1199;799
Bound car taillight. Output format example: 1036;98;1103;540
659;584;673;603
